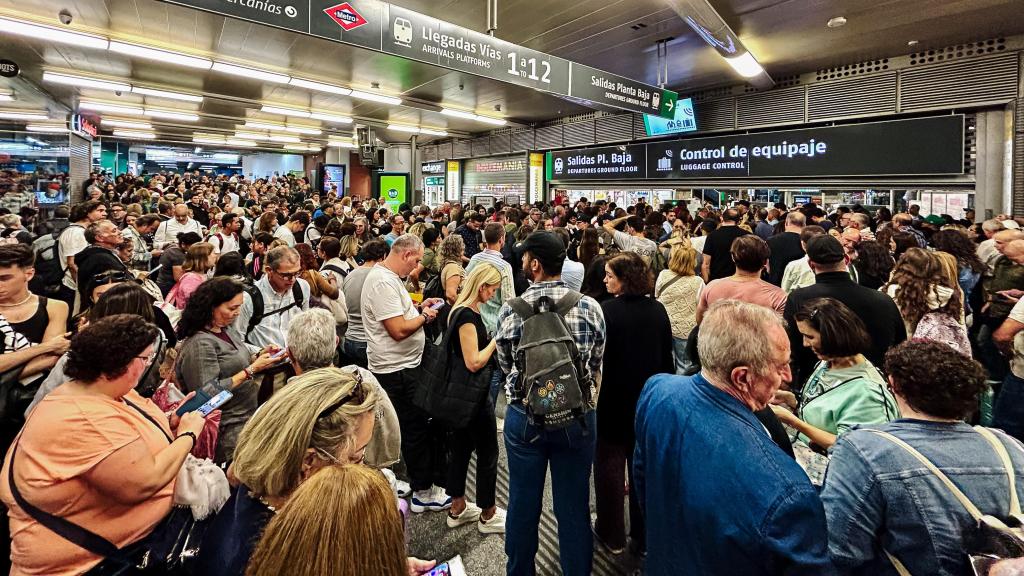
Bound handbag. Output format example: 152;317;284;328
414;308;491;429
0;317;43;426
7;399;221;575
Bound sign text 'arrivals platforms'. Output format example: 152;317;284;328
156;0;677;117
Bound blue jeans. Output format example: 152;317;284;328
504;405;596;576
489;366;505;407
672;336;690;374
342;339;368;369
993;372;1024;442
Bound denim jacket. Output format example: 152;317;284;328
821;420;1024;575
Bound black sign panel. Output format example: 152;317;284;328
0;60;19;78
548;144;648;180
548;116;964;181
157;0;672;117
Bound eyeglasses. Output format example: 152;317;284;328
271;269;300;280
136;350;158;366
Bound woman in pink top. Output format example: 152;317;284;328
169;242;214;309
0;315;205;576
696;235;787;323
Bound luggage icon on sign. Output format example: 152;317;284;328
394;18;413;47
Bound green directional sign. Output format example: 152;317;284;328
658;91;678;119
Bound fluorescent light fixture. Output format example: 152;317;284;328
328;140;357;148
283;145;309;151
440;108;477;120
43;71;131;92
25;124;68;132
724;51;764;78
268;134;301;143
144;109;200;121
309;112;353;124
288;77;352;96
420;128;449;136
0;94;13;102
226;139;257;147
283;125;321;135
79;101;144;115
349;90;402;105
108;41;212;69
113;130;156;139
234;131;269;140
261;105;311;118
25;137;48;147
211;62;290;84
0;110;49;120
132;87;203;103
244;120;285;131
387;124;419;133
102;119;152;129
0;16;108;49
474;116;507;126
193;137;226;145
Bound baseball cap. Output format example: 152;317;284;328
515;230;566;267
1003;220;1020;230
806;234;846;265
924;215;945;226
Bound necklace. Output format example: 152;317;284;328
0;294;33;308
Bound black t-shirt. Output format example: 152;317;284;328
702;225;749;281
766;231;804;286
449;307;488;364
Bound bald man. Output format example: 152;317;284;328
153;203;204;249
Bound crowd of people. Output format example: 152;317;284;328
0;168;1024;575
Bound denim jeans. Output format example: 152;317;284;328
993;372;1024;442
342;339;368;369
489;366;506;407
504;405;596;576
672;337;690;374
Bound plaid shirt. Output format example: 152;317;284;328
495;280;606;405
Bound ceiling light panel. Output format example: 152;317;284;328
212;62;290;84
108;41;213;69
25;124;68;133
0;110;49;120
102;119;152;129
261;105;311;118
440;108;477;120
0;94;13;102
131;87;203;103
43;71;131;92
387;124;419;133
144;109;200;121
419;128;449;136
234;131;270;140
244;121;285;131
268;134;301;143
309;112;353;124
288;78;352;96
349;90;402;105
225;139;257;147
113;130;156;139
79;101;144;115
0;17;109;49
283;125;321;135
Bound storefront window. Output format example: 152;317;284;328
0;129;70;218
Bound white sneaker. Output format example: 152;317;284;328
381;469;412;498
446;502;482;528
478;506;507;534
410;485;452;513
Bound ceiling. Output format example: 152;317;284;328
0;0;1021;153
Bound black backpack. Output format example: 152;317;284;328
243;280;305;342
28;225;80;296
423;261;457;301
508;292;590;430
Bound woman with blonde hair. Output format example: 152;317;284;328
245;465;408;576
438;233;466;304
439;263;505;532
198;367;414;576
169;241;214;309
655;241;705;373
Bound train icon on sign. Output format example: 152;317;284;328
554;158;564;173
393;18;413;47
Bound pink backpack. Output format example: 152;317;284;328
914;312;971;356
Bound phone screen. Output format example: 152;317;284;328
270;349;288;360
197;390;233;416
429;300;445;310
425;563;451;576
175;389;212;416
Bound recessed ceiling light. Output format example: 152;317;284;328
724;52;765;78
440;108;477;121
827;16;847;28
261;105;312;118
419;128;449;136
113;130;156;139
387;124;420;133
108;42;213;69
234;131;270;140
268;134;301;143
288;78;352;96
0;93;13;102
102;119;152;129
79;101;144;115
309;112;353;124
907;40;919;46
132;87;203;103
25;124;68;133
0;16;109;49
349;90;403;105
245;120;286;131
211;62;290;84
0;110;49;120
144;109;199;122
328;140;358;148
43;71;131;92
283;125;322;135
225;139;257;147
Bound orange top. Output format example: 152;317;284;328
0;387;176;576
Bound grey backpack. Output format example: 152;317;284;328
509;292;590;430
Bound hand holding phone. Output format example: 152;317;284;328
429;300;445;310
270;348;288;360
425;556;466;576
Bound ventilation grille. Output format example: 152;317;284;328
900;52;1018;111
471;136;490;157
595;114;633;143
563;119;595;147
695;98;737;132
744;75;801;93
1014;131;1024;216
909;38;1007;66
510;129;534;152
535;125;563;149
543;111;598;127
489;134;511;155
421;146;436;162
807;72;897;121
686;85;734;103
737;86;804;128
69;134;91;202
815;59;890;82
434;141;453;160
452;139;471;159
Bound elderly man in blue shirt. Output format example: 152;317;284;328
634;299;835;576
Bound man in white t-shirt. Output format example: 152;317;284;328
273;212;309;247
209;213;241;260
153;204;203;249
361;234;449;512
603;214;658;262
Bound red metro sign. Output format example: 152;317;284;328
323;3;367;31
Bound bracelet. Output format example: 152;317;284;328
176;432;197;447
243;366;253;379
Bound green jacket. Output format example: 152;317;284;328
797;358;900;445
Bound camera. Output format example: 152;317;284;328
58;9;73;25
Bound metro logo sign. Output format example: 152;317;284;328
323;3;367;31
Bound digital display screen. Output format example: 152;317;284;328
643;97;697;137
321;164;346;196
378;173;409;213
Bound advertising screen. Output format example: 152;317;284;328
643;97;697;137
378;173;409;213
321;164;346;196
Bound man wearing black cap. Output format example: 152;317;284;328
783;234;906;389
495;230;607;576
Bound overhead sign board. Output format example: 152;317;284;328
547;116;964;181
643;97;696;137
157;0;676;117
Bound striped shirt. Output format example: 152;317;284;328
465;248;515;336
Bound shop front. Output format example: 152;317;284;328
421;161;445;206
461;154;530;207
0;128;71;220
545;115;972;214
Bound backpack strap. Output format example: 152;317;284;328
655;273;684;299
553;291;584;316
975;427;1022;516
509;297;535;320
